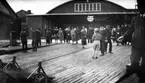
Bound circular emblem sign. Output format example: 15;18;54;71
87;16;94;22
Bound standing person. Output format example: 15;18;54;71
32;31;37;51
105;25;113;53
116;25;122;46
75;27;80;44
99;26;107;56
87;26;94;43
63;28;67;43
36;28;41;47
71;27;76;44
58;28;64;43
46;29;52;45
20;28;28;52
81;26;87;48
65;27;71;43
53;27;59;43
92;28;102;59
112;27;117;43
121;24;131;45
118;0;145;82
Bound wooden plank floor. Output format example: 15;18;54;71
41;45;134;83
0;43;139;83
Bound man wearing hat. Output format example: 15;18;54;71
20;28;28;52
118;0;145;82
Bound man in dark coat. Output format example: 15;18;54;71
105;25;113;53
118;0;145;82
87;26;94;43
99;26;107;56
46;29;52;45
20;28;28;52
32;31;37;51
36;28;41;47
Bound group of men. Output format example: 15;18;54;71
95;25;113;56
20;28;41;52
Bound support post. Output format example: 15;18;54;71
3;56;21;71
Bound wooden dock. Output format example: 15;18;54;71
0;43;139;83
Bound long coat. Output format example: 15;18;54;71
71;29;76;41
58;29;64;41
81;29;87;45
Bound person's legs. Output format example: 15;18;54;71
22;42;24;52
108;39;112;53
35;41;37;51
127;47;141;75
24;42;26;52
92;48;96;58
93;43;97;58
104;42;107;53
139;49;145;82
130;47;141;67
25;41;27;52
141;50;145;71
100;41;105;56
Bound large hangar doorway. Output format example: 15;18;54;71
46;14;133;30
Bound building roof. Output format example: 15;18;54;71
0;0;18;18
27;0;137;16
16;10;32;17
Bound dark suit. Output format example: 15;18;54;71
36;30;41;47
20;30;28;52
46;29;52;44
123;15;145;75
105;28;112;53
87;28;94;43
32;31;37;51
100;29;107;55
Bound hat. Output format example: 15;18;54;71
137;0;145;14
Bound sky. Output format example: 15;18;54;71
6;0;137;14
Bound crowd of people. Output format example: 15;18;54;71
20;24;131;56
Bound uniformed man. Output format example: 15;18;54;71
20;28;28;52
118;0;145;82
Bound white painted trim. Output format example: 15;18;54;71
92;3;94;11
27;12;138;16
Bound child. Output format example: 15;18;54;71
92;28;102;59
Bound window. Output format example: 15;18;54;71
97;3;101;11
79;4;82;11
90;3;93;11
86;4;89;11
83;4;85;11
74;4;78;12
74;3;101;12
93;3;96;11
